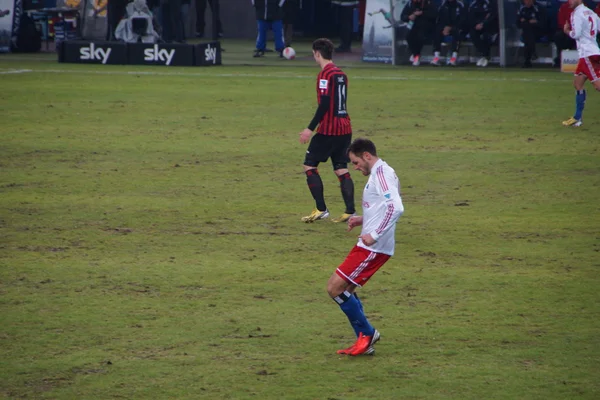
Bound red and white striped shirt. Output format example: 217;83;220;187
358;159;404;256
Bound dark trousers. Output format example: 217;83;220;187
406;24;430;56
162;0;184;42
554;31;576;54
196;0;222;37
106;1;128;41
521;22;542;61
337;5;354;50
470;26;494;57
433;26;460;53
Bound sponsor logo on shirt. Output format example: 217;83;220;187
319;79;328;90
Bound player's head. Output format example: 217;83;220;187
567;0;582;8
523;0;534;7
348;138;378;176
312;38;334;62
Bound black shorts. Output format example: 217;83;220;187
304;133;352;170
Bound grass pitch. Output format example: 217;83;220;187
1;40;599;399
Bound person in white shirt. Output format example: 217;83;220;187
327;138;404;356
562;0;600;127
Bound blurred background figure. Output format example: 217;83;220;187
196;0;223;38
516;0;546;68
431;0;467;66
553;0;575;67
468;0;498;67
283;0;299;47
332;0;358;53
252;0;285;58
401;0;437;66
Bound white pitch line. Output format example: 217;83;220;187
0;67;571;83
0;69;32;74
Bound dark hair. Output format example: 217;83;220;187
348;138;377;157
312;38;334;60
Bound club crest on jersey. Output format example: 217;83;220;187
319;79;328;90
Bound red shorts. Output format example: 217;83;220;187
336;245;391;287
575;55;600;82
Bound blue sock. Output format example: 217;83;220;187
574;89;586;120
333;291;374;337
354;292;364;312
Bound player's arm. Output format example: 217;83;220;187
363;169;404;244
307;94;331;132
567;13;583;39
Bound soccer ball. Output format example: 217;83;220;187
282;47;296;60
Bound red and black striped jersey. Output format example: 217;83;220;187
316;63;352;136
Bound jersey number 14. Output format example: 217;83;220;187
333;75;348;117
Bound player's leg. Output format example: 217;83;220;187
590;56;600;92
406;27;418;63
330;246;390;355
563;59;590;126
480;28;492;67
521;23;535;68
331;135;355;223
447;26;460;66
431;26;443;65
302;135;330;222
254;19;267;57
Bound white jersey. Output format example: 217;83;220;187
569;4;600;58
358;159;404;256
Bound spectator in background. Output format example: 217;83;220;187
400;0;437;66
516;0;546;68
162;0;184;43
180;0;191;41
105;0;127;41
431;0;467;66
553;1;575;67
196;0;223;38
332;0;359;53
468;0;498;67
147;0;163;39
283;0;299;48
252;0;285;58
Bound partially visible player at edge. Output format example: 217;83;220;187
298;38;356;223
329;138;404;356
562;0;600;127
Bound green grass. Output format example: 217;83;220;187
1;39;599;399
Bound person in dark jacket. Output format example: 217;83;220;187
468;0;498;67
516;0;546;68
252;0;286;58
431;0;467;66
332;0;359;53
400;0;437;66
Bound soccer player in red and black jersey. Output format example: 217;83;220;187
298;38;356;223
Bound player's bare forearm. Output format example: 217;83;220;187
359;234;376;246
347;216;363;232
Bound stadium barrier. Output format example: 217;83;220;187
58;40;222;67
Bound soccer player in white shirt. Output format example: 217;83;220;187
327;138;404;356
562;0;600;127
